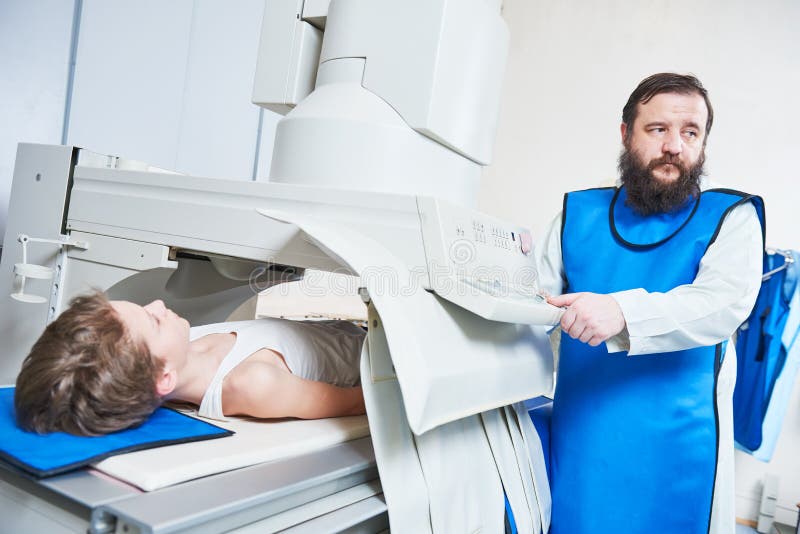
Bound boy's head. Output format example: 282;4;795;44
15;292;165;436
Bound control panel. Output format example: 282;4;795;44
416;196;562;325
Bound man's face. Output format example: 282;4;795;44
619;92;709;215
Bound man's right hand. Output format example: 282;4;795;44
547;292;626;347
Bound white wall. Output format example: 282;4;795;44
0;0;76;249
66;0;271;180
484;0;800;525
0;0;283;249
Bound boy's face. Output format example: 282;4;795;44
111;299;191;372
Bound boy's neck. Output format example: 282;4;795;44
166;332;237;405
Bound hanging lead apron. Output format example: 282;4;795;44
734;250;800;460
552;187;765;533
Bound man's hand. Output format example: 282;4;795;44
547;292;626;346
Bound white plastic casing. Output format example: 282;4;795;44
417;197;564;325
252;0;323;114
321;0;509;165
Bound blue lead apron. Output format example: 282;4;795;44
734;249;798;457
551;186;765;534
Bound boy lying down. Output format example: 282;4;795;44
14;292;366;436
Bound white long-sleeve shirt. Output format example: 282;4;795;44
535;179;764;356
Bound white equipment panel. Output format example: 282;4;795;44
418;197;564;325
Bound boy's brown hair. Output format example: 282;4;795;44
14;292;165;436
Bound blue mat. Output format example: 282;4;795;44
0;387;232;478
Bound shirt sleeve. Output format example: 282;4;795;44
534;212;566;298
608;201;764;355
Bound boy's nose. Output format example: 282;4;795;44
145;299;167;315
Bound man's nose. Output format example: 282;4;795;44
662;131;683;155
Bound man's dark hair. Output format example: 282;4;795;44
622;73;714;139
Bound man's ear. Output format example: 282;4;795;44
155;368;177;397
620;122;628;143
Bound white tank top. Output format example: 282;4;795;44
191;318;365;420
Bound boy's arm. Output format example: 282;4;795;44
223;361;365;419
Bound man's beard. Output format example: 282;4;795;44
618;144;705;216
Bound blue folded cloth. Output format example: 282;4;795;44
0;386;232;477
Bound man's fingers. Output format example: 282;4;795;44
565;318;587;340
560;308;577;333
588;335;605;347
548;292;582;308
554;292;625;346
579;328;594;344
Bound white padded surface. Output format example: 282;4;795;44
92;413;370;491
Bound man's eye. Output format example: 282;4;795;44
650;127;666;133
685;130;698;138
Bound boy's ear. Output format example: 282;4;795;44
155;368;177;397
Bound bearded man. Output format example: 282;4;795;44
536;73;765;533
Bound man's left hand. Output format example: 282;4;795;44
547;292;626;346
